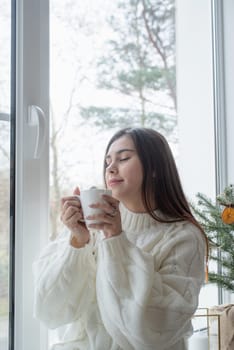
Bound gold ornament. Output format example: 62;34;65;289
221;206;234;224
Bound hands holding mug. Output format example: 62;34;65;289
60;187;90;247
86;192;122;239
61;186;122;247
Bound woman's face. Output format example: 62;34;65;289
105;135;145;212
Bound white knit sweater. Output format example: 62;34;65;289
33;204;206;350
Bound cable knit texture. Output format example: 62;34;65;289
33;204;206;350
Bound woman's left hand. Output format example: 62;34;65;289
86;195;122;239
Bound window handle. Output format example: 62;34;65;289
27;105;46;159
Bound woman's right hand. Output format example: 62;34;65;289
60;187;90;247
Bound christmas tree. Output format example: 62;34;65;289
192;184;234;293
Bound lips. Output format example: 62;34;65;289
108;179;123;187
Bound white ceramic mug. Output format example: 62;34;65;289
77;188;112;225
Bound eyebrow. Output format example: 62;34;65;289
105;148;135;159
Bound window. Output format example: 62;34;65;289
49;0;177;235
50;0;218;311
1;1;228;349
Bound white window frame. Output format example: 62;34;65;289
14;0;49;349
12;1;234;349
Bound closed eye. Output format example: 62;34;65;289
119;157;130;162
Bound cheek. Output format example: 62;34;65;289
135;173;143;188
128;166;143;186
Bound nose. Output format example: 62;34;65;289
106;162;118;174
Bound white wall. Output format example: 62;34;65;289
177;0;234;305
176;0;217;307
176;0;216;202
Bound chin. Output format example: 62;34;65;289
110;189;123;201
111;192;120;201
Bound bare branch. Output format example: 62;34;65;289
141;0;177;110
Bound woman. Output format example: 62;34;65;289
33;127;207;350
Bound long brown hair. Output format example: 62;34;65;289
104;127;209;258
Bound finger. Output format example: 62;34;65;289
86;212;114;224
62;206;84;225
89;202;119;216
102;194;119;207
62;206;79;221
60;187;80;205
62;200;82;214
73;186;80;196
61;195;81;202
61;196;80;207
61;204;80;218
62;206;83;224
87;223;107;230
65;216;86;231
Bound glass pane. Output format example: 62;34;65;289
49;0;217;348
0;1;11;349
50;0;177;237
50;0;176;346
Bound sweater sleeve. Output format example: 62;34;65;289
33;232;96;329
96;225;206;350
